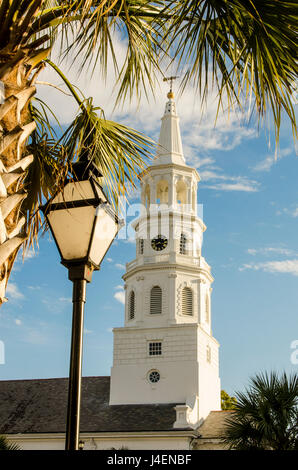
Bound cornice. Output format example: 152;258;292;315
123;262;214;283
140;163;200;182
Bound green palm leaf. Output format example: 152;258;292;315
222;371;298;450
45;59;154;208
161;0;298;144
0;435;20;450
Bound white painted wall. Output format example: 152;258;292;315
110;324;221;424
8;434;193;451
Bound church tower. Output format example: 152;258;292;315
109;90;221;426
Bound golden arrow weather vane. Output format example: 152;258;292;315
163;76;179;98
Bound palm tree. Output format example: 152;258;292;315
0;1;296;304
222;371;298;450
0;435;20;450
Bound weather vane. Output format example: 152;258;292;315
163;76;179;95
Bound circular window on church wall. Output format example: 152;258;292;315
148;370;160;384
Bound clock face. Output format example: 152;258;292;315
151;235;168;251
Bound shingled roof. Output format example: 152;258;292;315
197;411;233;438
0;376;182;435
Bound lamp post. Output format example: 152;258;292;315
42;161;122;450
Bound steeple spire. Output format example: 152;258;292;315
154;88;186;166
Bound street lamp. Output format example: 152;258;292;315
42;161;122;450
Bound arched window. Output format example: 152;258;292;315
179;233;187;254
150;286;162;315
182;287;193;315
156;180;169;204
129;291;135;320
176;180;187;204
205;294;210;323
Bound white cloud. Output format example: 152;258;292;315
114;291;125;304
282;207;298;218
24;329;49;345
15;319;22;326
247;247;294;256
36;33;258;158
114;285;124;290
191;156;216;168
24;249;37;260
291;208;298;218
42;296;71;313
240;259;298;276
253;147;293;172
198;167;260;192
106;257;113;262
58;297;72;303
205;180;259;192
247;248;257;255
6;283;25;300
115;263;125;270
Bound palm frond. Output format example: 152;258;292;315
0;435;20;450
57;0;165;105
45;58;155;208
61;98;154;207
162;0;298;146
21;99;68;252
221;371;298;450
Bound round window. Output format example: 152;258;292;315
148;370;160;383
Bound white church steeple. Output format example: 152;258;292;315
109;90;221;427
155;91;185;166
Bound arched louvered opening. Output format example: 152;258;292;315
156;179;169;204
129;291;135;320
182;287;193;316
205;294;210;323
150;286;162;315
180;233;187;254
176;180;187;204
139;238;144;254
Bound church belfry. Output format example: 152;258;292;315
109;90;221;426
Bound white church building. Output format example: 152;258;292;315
0;91;230;450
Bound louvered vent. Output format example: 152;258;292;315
182;287;193;315
180;233;187;254
150;286;162;315
139;238;144;254
129;291;135;319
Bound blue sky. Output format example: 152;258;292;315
0;42;297;397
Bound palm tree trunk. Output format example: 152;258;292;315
0;56;41;304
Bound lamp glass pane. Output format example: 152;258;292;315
51;180;95;204
47;206;95;260
89;205;119;266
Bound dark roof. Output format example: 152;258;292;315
198;411;233;438
0;376;180;435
